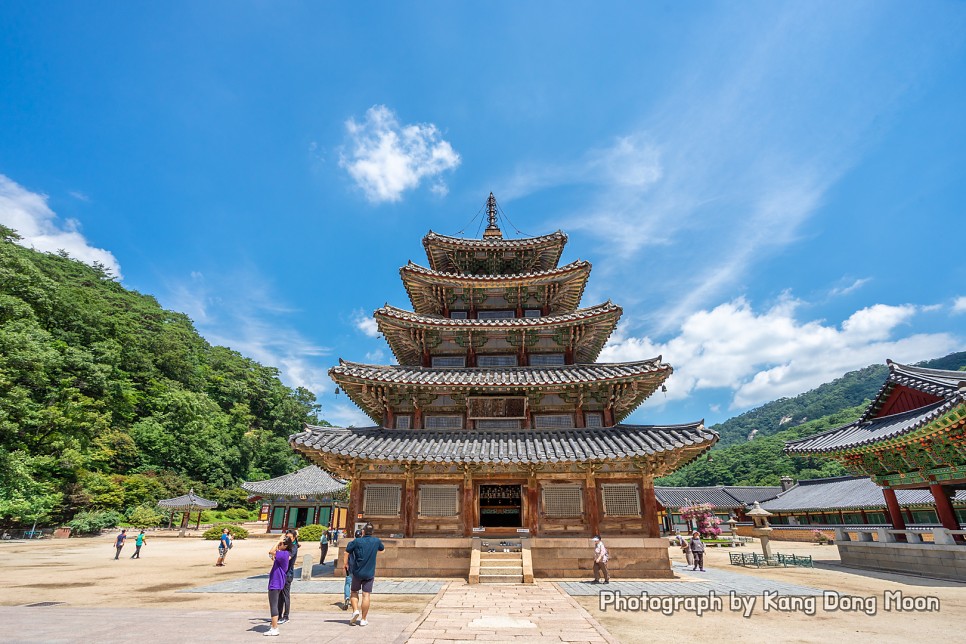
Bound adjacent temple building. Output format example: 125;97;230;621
292;195;717;578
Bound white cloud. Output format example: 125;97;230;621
365;349;385;362
68;190;90;202
600;297;961;411
353;309;381;338
830;277;871;297
325;402;375;428
953;297;966;314
339;105;460;203
0;174;122;278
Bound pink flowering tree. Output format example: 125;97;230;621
680;503;722;538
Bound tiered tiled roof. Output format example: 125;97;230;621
760;476;966;512
241;465;347;499
423;230;567;274
400;260;591;315
786;362;966;455
292;422;715;469
373;301;622;365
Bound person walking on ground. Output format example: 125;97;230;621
340;529;361;610
591;535;610;584
690;530;706;572
215;527;232;566
345;524;384;626
320;529;329;565
130;530;146;559
277;529;299;624
113;530;127;560
263;536;291;637
678;532;693;567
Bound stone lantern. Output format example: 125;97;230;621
746;501;774;559
727;516;738;544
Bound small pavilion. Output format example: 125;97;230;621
157;489;218;534
242;466;348;533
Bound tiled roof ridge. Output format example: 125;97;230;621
795;475;868;486
887;360;966;382
375;301;620;327
402;259;591;280
859;360;966;421
302;420;710;433
423;230;567;247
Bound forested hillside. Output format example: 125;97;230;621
659;352;966;487
0;226;325;528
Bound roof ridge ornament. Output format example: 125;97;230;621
483;192;503;239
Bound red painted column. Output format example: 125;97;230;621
882;488;906;530
929;483;961;531
642;479;660;538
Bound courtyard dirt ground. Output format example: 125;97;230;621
1;534;964;643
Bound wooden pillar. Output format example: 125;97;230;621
384;407;394;429
348;478;363;529
167;511;173;529
195;510;202;530
413;406;423;430
462;472;475;536
584;472;600;537
882;487;906;530
526;475;539;536
603;407;614;427
642;477;660;538
404;472;417;538
929;482;960;531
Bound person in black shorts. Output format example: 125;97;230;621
345;524;384;627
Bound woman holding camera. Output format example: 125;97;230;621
263;536;291;637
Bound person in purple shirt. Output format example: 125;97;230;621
263;536;291;637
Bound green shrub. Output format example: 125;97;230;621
67;509;123;535
202;523;248;540
225;507;254;521
297;524;328;543
127;505;163;528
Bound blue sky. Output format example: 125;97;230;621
1;1;964;428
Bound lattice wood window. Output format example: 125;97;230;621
601;484;641;517
425;415;464;429
542;485;583;518
394;415;411;429
475;419;522;429
450;311;469;319
533;414;575;429
477;310;515;320
530;353;565;366
363;484;402;517
432;356;466;367
584;412;604;428
418;485;459;517
477;354;518;367
524;309;542;318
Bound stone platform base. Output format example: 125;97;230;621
334;536;673;579
837;541;966;582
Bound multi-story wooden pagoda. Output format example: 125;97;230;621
292;195;716;578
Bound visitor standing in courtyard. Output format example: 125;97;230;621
113;530;126;560
130;530;146;559
690;530;706;572
345;523;384;626
591;535;610;583
263;536;291;637
216;527;232;566
679;532;693;567
277;529;299;624
319;528;329;564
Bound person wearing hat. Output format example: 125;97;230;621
689;531;706;572
591;535;610;584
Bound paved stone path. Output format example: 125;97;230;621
558;562;825;597
400;581;618;643
0;605;416;643
184;565;443;595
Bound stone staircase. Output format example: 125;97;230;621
470;539;534;584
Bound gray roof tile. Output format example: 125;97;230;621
760;476;966;512
291;422;716;465
241;466;346;497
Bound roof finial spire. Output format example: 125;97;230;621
483;192;503;239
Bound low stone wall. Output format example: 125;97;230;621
733;525;939;543
837;541;966;582
530;537;673;579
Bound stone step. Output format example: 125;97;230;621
479;573;524;584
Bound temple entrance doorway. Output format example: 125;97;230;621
479;484;523;528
